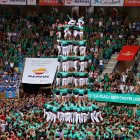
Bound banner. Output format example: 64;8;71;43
88;92;140;105
91;0;124;6
124;0;140;6
117;46;139;61
27;0;36;5
65;0;90;6
39;0;64;6
0;0;26;5
22;58;58;84
6;91;16;99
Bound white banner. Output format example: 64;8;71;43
65;0;90;6
91;0;124;6
27;0;36;5
22;58;58;84
0;0;26;5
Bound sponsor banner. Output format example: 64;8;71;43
6;91;16;99
117;46;139;61
65;0;90;6
91;0;124;6
124;0;140;6
88;92;140;104
0;0;26;5
27;0;36;5
22;58;58;84
39;0;64;6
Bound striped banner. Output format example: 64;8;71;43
124;0;140;6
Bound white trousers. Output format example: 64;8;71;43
62;79;68;86
91;111;102;123
56;78;61;86
58;62;61;71
65;113;72;123
50;112;57;123
57;45;61;54
62;47;67;56
73;46;78;55
59;112;65;122
80;63;85;72
62;64;68;72
76;113;81;124
79;79;84;86
68;45;73;53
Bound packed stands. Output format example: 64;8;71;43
0;6;140;140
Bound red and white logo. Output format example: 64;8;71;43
65;0;72;4
2;0;8;3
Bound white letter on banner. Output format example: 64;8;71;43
111;95;117;100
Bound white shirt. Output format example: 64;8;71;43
79;46;86;52
99;21;103;27
8;32;12;37
120;84;125;91
99;60;103;65
0;122;7;132
73;30;79;37
10;62;14;68
122;75;127;82
100;33;103;38
130;85;134;92
79;31;83;36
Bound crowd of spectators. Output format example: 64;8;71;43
0;94;140;140
0;8;140;140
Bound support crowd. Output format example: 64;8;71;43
0;9;140;140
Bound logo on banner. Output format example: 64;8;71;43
6;91;16;99
22;58;58;84
2;0;8;2
32;68;47;75
66;0;72;4
65;0;90;4
122;51;134;56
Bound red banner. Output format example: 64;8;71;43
39;0;64;6
124;0;140;6
117;46;139;61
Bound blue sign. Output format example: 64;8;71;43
6;91;16;98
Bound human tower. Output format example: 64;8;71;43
44;17;103;124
